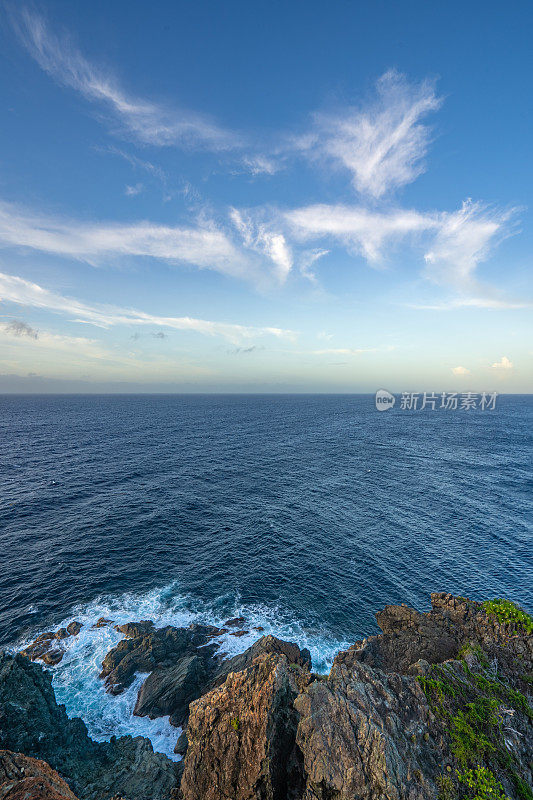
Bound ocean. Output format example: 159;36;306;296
1;393;531;758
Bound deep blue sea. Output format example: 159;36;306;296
1;393;531;757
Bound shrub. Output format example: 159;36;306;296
482;600;533;635
457;766;508;800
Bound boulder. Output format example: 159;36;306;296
173;731;188;757
66;622;82;637
92;618;113;629
21;633;64;666
223;617;246;628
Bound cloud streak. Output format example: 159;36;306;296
0;271;296;344
287;203;434;263
0;200;252;279
12;8;240;151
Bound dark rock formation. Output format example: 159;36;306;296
0;750;79;800
134;654;208;728
223;617;246;628
0;654;180;800
66;622;82;637
102;622;312;735
20;622;84;667
100;623;220;696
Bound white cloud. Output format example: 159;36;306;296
0;200;251;279
124;183;143;197
12;9;240;151
311;345;395;355
0;271;297;345
300;70;442;198
287;203;434;263
491;356;513;370
241;156;282;176
410;296;531;310
230;208;292;282
452;365;470;375
299;249;329;285
424;200;517;288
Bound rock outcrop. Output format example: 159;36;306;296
20;622;83;667
0;653;180;800
180;652;310;800
100;622;220;696
4;593;532;800
0;751;79;800
177;593;532;800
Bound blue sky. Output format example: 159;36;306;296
0;0;531;392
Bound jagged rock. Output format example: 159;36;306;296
180;652;305;800
229;630;248;637
114;621;154;638
0;750;79;800
223;617;246;628
21;633;65;666
41;650;64;666
338;592;533;682
100;624;218;696
173;731;188;757
134;654;208;728
294;660;441;800
93;618;113;629
66;622;82;637
55;629;69;641
178;595;532;800
0;653;180;800
212;634;312;687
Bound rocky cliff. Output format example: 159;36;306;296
1;593;531;800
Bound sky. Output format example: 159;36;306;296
0;0;531;393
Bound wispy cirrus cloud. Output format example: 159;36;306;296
423;200;517;288
11;8;240;151
230;208;293;282
286;203;434;263
298;70;442;199
286;199;522;308
0;199;251;279
0;271;297;344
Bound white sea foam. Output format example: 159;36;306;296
18;583;348;761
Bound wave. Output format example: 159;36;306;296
17;583;350;760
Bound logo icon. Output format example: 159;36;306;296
375;389;395;411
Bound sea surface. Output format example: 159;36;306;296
1;393;531;757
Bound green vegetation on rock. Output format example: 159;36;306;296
418;653;532;800
457;766;508;800
481;600;533;635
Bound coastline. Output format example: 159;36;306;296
1;592;531;800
